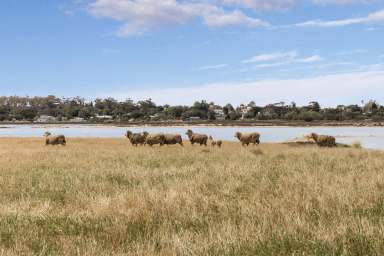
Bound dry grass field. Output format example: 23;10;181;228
0;138;383;255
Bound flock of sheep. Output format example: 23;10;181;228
43;129;337;147
125;130;260;147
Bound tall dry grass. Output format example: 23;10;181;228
0;138;383;255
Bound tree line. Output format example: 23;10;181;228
0;96;383;122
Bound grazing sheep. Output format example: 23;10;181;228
307;133;336;147
164;134;183;146
186;130;208;146
209;135;222;148
145;133;166;146
235;132;260;146
126;130;148;146
44;132;66;146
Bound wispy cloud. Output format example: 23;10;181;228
313;0;379;5
102;48;120;54
203;10;269;27
254;56;323;68
337;49;368;55
379;54;384;58
221;0;296;11
296;55;324;63
194;64;229;70
295;9;384;27
313;0;380;5
107;70;384;106
242;51;297;64
244;51;324;68
365;27;379;31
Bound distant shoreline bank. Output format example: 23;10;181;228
1;120;384;128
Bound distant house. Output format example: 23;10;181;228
363;101;378;115
34;115;57;123
69;117;86;123
238;104;252;119
187;116;201;121
149;113;161;120
258;105;278;119
95;115;113;120
209;105;225;120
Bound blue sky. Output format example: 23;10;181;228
0;0;384;106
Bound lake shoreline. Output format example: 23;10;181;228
1;125;383;149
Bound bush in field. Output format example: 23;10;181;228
298;111;323;122
351;141;362;149
284;111;299;120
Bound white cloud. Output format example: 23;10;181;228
337;49;368;55
295;9;384;27
243;51;323;67
242;51;297;63
194;64;228;70
296;55;323;63
379;54;384;58
203;10;269;27
88;0;268;37
254;55;323;68
106;70;384;106
313;0;378;5
102;48;120;54
223;0;377;10
221;0;296;10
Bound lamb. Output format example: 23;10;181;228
209;136;222;148
185;130;208;146
145;133;166;146
163;134;183;146
44;132;66;146
235;132;260;146
307;133;336;147
126;130;148;146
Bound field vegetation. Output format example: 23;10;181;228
0;138;383;255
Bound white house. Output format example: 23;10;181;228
34;115;57;123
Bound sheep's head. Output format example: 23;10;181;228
186;130;193;136
142;131;149;138
126;130;132;138
308;133;318;141
234;132;241;139
43;132;51;137
209;135;213;140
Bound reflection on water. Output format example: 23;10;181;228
1;125;384;149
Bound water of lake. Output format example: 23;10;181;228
1;125;384;150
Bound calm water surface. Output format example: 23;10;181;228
1;125;384;149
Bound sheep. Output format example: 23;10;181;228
209;135;222;148
44;132;66;146
126;130;148;146
307;133;336;147
145;133;166;146
185;130;208;146
235;132;260;146
164;134;183;146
